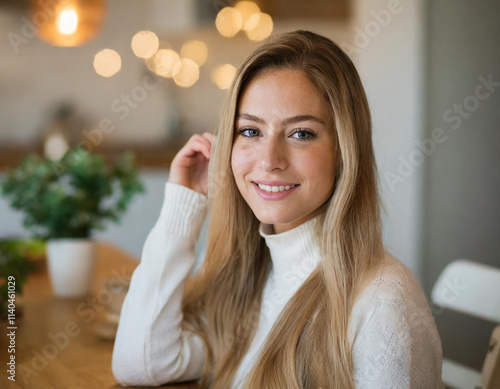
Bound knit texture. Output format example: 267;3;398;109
112;182;445;388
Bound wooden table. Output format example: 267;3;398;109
1;243;200;389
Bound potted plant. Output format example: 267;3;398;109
0;239;35;318
0;148;144;298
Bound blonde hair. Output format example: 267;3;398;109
181;30;386;388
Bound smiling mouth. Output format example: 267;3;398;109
254;182;300;193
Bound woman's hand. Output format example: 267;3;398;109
168;132;216;196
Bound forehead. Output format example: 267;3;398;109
237;68;331;119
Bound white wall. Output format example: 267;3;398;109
0;1;427;281
350;0;426;279
423;0;500;371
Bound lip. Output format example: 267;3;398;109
252;182;299;200
253;180;299;186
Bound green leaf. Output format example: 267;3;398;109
0;149;144;239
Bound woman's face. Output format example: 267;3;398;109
231;68;337;234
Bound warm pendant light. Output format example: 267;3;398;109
30;0;105;47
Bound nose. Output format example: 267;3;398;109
259;137;288;171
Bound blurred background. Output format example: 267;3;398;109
0;0;498;387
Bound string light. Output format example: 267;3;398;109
180;40;208;67
93;49;121;77
131;31;159;59
215;7;243;38
211;64;236;89
146;49;181;78
173;58;200;87
234;1;260;31
245;12;273;41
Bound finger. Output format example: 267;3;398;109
185;137;211;160
193;133;214;147
195;134;215;157
202;132;216;143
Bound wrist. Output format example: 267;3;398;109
158;182;208;239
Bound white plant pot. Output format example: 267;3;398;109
46;239;97;298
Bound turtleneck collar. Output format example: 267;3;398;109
259;215;322;285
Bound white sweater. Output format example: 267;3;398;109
112;182;445;388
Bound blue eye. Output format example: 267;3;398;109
291;129;316;141
237;127;260;137
236;127;317;142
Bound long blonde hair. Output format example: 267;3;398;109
181;30;386;388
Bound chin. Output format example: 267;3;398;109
252;210;296;226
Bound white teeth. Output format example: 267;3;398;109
257;183;296;192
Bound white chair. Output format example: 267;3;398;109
431;259;500;389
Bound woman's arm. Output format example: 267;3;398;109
112;181;208;386
350;277;445;389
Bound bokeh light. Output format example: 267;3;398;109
211;64;237;89
44;134;69;161
146;49;181;78
131;30;159;59
235;1;260;31
180;40;208;67
57;8;78;35
32;0;105;47
245;12;273;41
173;58;200;87
215;7;243;38
93;49;121;77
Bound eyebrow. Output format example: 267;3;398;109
235;113;326;126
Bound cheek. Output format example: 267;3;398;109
231;144;254;178
301;149;336;185
300;149;328;171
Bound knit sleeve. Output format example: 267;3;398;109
350;278;445;389
112;181;208;386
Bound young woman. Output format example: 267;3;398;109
112;30;444;388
